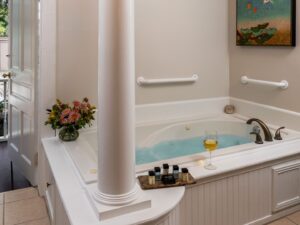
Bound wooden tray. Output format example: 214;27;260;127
138;173;196;190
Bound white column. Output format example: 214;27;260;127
94;0;138;205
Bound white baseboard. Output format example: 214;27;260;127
45;190;54;223
247;204;300;225
231;97;300;131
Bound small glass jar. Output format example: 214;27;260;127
154;167;161;181
148;171;155;185
182;168;189;182
163;164;169;175
173;165;179;179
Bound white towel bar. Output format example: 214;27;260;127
137;74;199;86
240;76;289;90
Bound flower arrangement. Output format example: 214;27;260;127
45;98;96;141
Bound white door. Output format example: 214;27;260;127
5;0;38;185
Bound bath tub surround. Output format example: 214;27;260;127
40;97;300;225
41;126;300;225
63;114;299;184
231;97;300;131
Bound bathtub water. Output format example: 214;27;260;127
135;119;255;165
136;134;251;165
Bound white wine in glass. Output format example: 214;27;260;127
203;130;218;170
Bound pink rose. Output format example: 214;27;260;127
61;108;71;117
73;101;81;109
68;111;81;123
60;108;71;123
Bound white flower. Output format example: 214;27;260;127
263;0;273;4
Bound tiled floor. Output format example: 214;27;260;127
0;187;50;225
268;211;300;225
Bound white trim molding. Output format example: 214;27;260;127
38;0;57;195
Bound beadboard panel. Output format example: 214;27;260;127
151;167;272;225
144;205;181;225
181;168;271;225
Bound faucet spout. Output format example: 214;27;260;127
246;118;273;142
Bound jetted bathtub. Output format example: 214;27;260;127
63;114;299;183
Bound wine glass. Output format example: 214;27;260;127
203;130;218;170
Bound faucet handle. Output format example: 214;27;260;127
252;125;261;134
250;132;263;144
274;127;285;140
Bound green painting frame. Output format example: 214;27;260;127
236;0;296;46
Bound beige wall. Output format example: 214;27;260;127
55;0;300;110
56;0;229;106
56;0;98;105
229;0;300;112
135;0;229;104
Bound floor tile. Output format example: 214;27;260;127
4;197;48;225
267;218;296;225
287;211;300;224
4;187;38;203
18;217;50;225
0;204;3;225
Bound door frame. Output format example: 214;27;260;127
37;0;57;194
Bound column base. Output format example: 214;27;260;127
93;183;140;206
86;183;152;220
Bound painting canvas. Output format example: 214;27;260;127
236;0;296;46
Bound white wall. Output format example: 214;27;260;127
56;0;98;105
56;0;229;106
135;0;229;104
56;0;300;111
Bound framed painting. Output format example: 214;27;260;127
236;0;296;46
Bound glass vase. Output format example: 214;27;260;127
59;126;79;142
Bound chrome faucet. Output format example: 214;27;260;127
246;118;273;142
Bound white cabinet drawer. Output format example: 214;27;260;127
272;160;300;212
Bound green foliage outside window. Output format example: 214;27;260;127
0;0;8;37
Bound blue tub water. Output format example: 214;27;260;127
136;134;251;165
